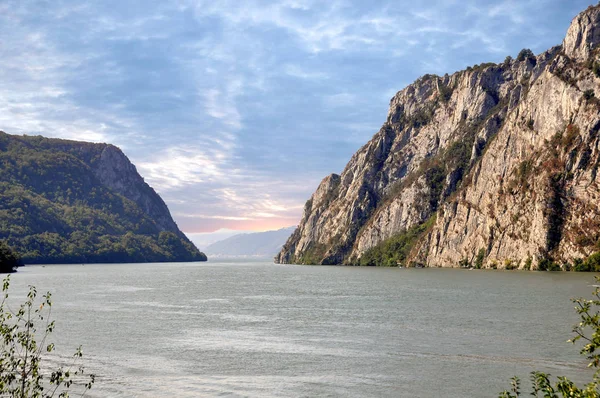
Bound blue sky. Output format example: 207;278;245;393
0;0;593;245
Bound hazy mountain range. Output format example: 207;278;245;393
205;227;295;258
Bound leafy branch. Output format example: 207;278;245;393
499;278;600;397
0;276;95;397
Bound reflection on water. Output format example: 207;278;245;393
6;261;597;397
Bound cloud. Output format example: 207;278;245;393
181;0;404;53
0;0;591;236
174;214;252;221
137;138;313;233
137;139;237;190
487;1;529;25
322;93;357;108
203;79;244;130
283;64;329;80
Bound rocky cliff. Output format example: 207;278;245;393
0;132;207;264
276;4;600;270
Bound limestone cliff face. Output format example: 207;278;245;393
91;145;181;235
276;5;600;269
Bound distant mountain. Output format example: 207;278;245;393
205;227;296;257
0;131;206;264
188;229;253;250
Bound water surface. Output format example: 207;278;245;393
7;261;597;397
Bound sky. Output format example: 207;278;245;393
0;0;594;247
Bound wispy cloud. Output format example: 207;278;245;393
183;0;366;53
137;136;311;233
203;78;244;130
283;64;329;80
138;145;231;190
323;93;357;108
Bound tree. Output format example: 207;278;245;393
0;276;95;397
499;278;600;397
474;249;485;269
0;241;22;274
516;48;535;62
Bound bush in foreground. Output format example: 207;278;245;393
499;278;600;397
0;276;94;397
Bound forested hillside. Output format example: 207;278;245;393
0;131;206;264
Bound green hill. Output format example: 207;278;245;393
0;131;206;264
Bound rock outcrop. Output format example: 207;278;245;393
92;144;181;235
276;4;600;270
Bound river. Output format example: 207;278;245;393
5;260;597;397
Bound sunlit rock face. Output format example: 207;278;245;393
92;144;181;234
276;5;600;269
563;4;600;62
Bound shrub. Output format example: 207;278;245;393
563;124;580;148
584;89;596;101
538;258;561;271
298;243;327;265
516;48;535;62
359;217;436;267
572;257;587;272
585;252;600;272
523;256;532;271
499;276;600;397
592;61;600;78
425;166;446;211
474;249;485;269
0;276;95;397
518;160;533;178
526;119;535;130
571;252;600;272
410;105;436;129
504;259;516;270
576;235;595;247
439;83;454;103
458;258;471;268
512;159;534;190
548;262;562;271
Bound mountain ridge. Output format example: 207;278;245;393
205;227;295;258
